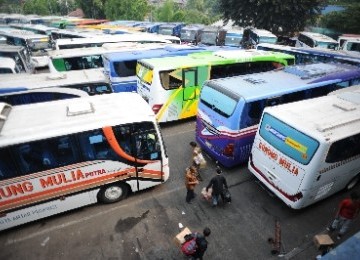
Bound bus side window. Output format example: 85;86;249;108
242;100;264;127
0;148;19;180
326;133;360;163
53;136;78;166
282;90;306;103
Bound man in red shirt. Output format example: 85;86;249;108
327;192;360;240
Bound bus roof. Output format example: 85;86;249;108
257;43;360;63
0;93;156;146
0;43;26;52
48;42;169;59
262;85;360;142
0;29;49;40
102;44;221;61
299;31;338;43
138;49;294;70
54;32;174;46
204;63;360;102
249;28;277;38
0;69;108;89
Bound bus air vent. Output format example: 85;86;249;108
46;73;67;80
244;78;266;84
0;103;12;133
67;101;94;116
284;63;342;79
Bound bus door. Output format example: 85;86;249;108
132;123;163;189
181;65;209;119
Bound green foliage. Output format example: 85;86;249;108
23;0;53;15
155;0;176;22
75;0;106;19
319;3;360;33
104;0;148;20
219;0;326;36
154;0;219;25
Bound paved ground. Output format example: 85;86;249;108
0;119;359;260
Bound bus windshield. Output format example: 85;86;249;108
225;33;242;46
317;41;338;49
259;113;319;165
259;36;277;44
158;28;173;35
201;32;217;45
28;37;50;51
181;30;196;41
200;83;238;117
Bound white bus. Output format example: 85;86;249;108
0;93;169;230
0;29;51;68
0;44;34;73
296;31;338;50
0;57;20;74
248;86;360;209
0;69;112;105
54;33;177;50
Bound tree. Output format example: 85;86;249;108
75;0;107;19
319;3;360;33
104;0;148;21
23;0;51;15
219;0;327;36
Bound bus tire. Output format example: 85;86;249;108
346;175;360;190
98;183;129;203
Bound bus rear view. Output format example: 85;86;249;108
248;86;360;209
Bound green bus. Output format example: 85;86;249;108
136;49;295;123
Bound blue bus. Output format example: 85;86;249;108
158;23;185;38
196;62;360;168
257;43;360;66
102;44;235;92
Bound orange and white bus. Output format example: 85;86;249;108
0;93;169;230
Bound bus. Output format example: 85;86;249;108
0;69;112;105
248;85;360;209
199;26;227;46
180;24;205;45
9;23;55;36
0;57;19;74
296;31;338;49
257;43;360;66
224;28;244;47
0;92;169;230
0;44;34;73
0;30;51;68
54;33;176;50
242;28;278;48
48;42;169;73
103;45;234;93
196;62;360;168
136;49;295;123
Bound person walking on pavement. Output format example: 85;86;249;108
190;227;211;260
327;192;360;240
206;168;228;207
185;166;199;204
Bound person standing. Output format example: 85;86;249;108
189;141;206;181
185;166;199;204
327;192;360;240
206;168;228;207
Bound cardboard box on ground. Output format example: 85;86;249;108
174;227;192;246
313;234;334;249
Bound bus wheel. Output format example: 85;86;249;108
346;175;360;190
98;183;129;203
